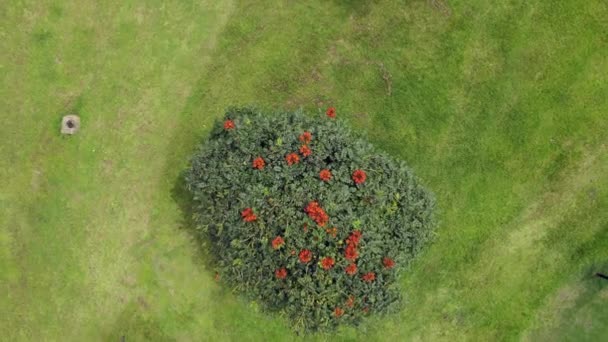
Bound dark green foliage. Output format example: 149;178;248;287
185;107;435;331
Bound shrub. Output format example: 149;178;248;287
185;107;435;331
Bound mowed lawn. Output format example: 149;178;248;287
1;0;607;341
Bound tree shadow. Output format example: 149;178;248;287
588;261;608;286
104;300;173;341
170;170;218;272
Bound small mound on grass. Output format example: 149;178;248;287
185;107;435;331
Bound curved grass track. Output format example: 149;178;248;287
1;0;607;341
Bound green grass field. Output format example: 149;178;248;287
1;0;607;340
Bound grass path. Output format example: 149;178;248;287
1;1;607;341
1;1;244;340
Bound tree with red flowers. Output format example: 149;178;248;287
186;107;436;332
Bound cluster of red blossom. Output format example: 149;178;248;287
304;201;329;227
223;119;235;130
320;256;335;270
352;169;366;184
240;208;257;222
285;153;300;165
229;107;396;319
299;249;312;263
272;236;285;249
344;230;361;276
319;169;332;181
252;157;265;170
326;107;336;118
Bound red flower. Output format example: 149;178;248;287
346;230;362;246
285;153;300;165
299;249;312;263
320;257;335;270
275;267;287;279
299;131;312;144
223;119;235;130
319;169;332;181
362;272;376;283
334;307;344;318
241;208;253;218
345;263;357;275
352;169;367;184
326;107;336;118
346;295;355;308
241;208;257;222
304;201;329;227
271;236;284;250
299;145;312;157
344;244;358;261
252;157;265;170
383;257;395;269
